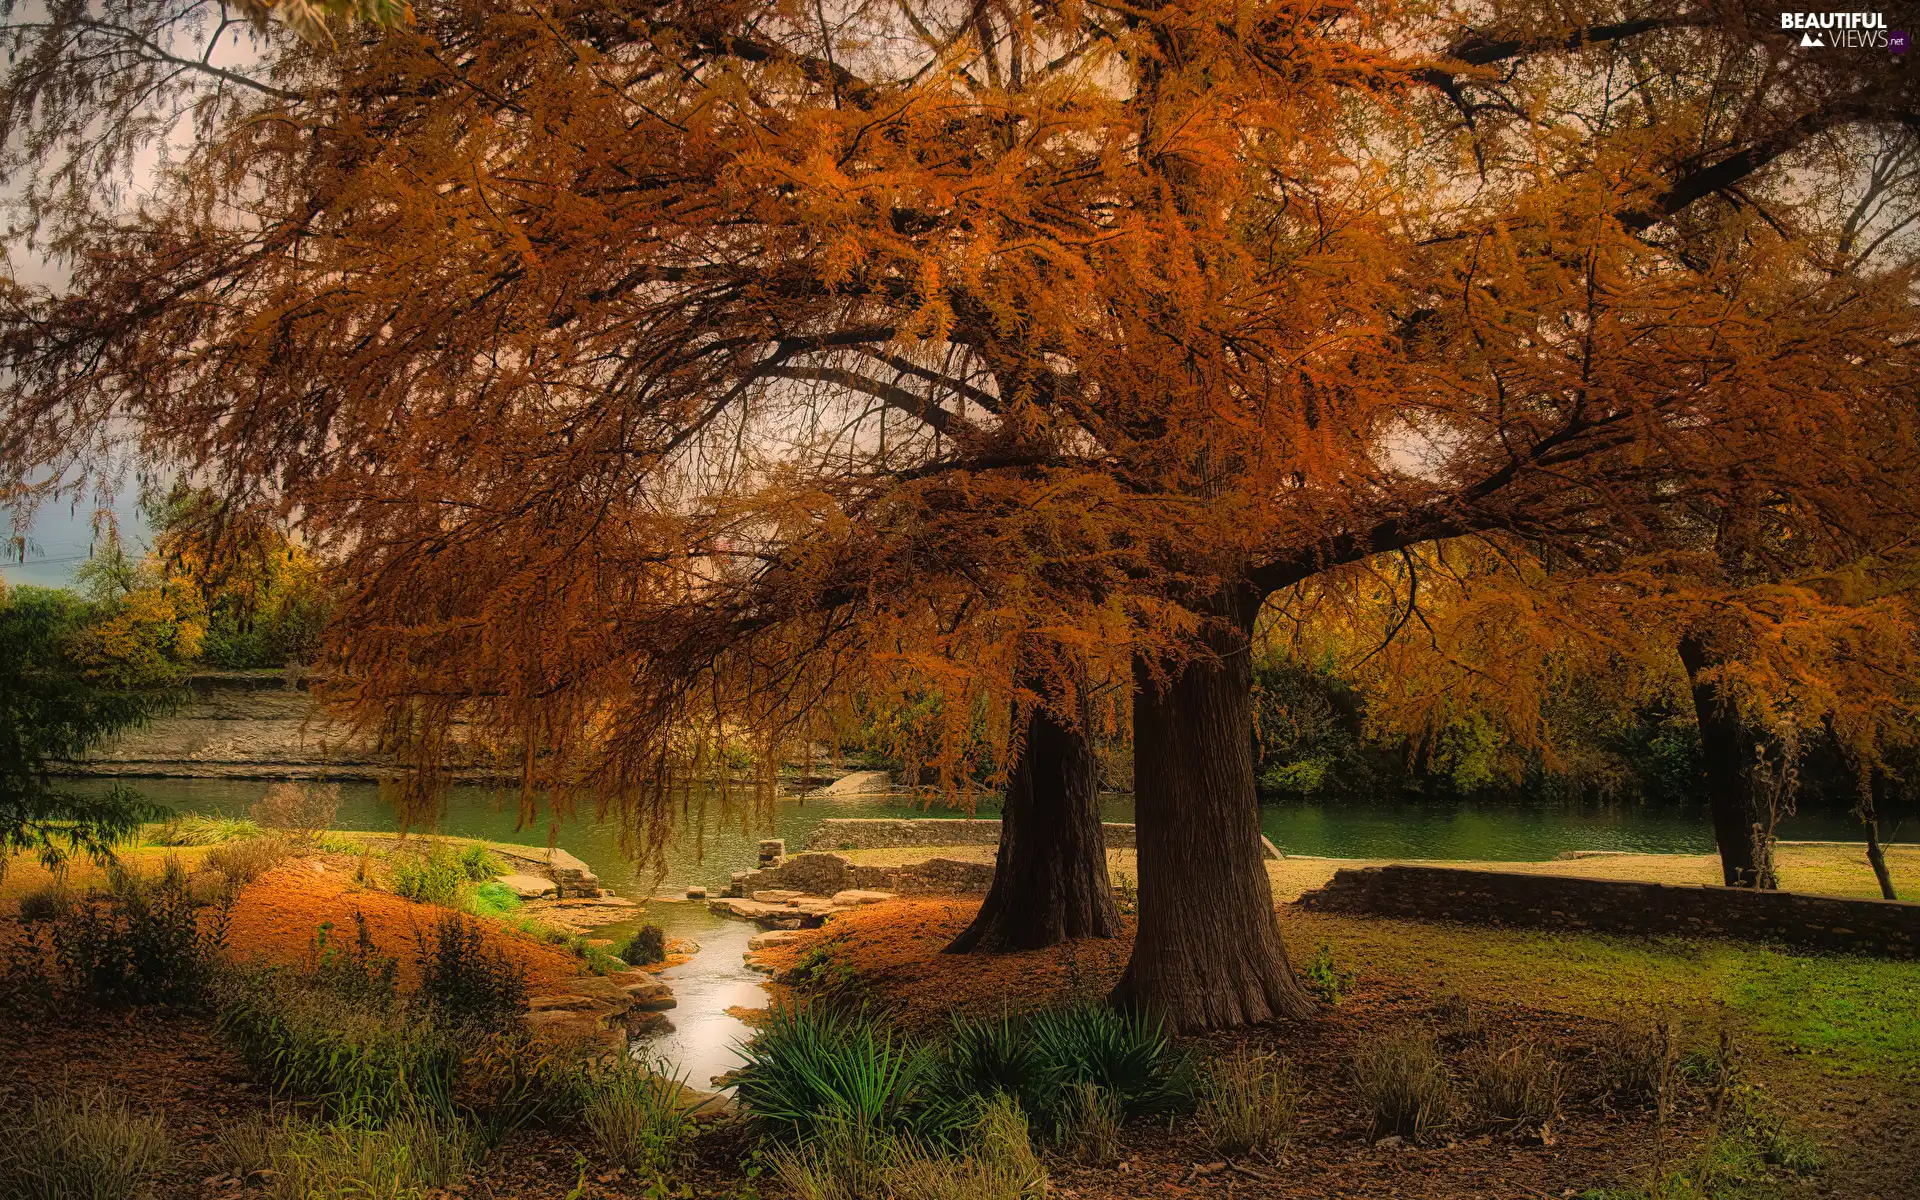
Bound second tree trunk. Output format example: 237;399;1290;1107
946;685;1118;953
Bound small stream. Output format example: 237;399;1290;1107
66;776;1900;1084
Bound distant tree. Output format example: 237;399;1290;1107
0;585;177;876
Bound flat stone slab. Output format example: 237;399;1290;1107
748;929;808;950
830;889;896;906
751;889;808;904
497;873;558;899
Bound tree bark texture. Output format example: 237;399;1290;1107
1864;769;1898;902
946;682;1118;953
1678;635;1762;888
1112;607;1316;1031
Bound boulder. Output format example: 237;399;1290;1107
627;1010;674;1038
751;889;807;904
623;981;677;1012
748;929;808;950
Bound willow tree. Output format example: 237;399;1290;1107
3;0;1917;1029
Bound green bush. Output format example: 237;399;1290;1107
154;812;262;846
216;969;462;1122
1351;1027;1453;1143
1198;1047;1300;1159
205;834;290;887
1301;943;1354;1005
581;1061;697;1182
455;844;509;881
387;847;469;907
413;911;528;1031
48;859;229;1007
620;923;667;966
735;1004;958;1143
0;1089;170;1200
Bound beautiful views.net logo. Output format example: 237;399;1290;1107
1779;12;1900;49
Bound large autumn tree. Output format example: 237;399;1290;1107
2;0;1916;1028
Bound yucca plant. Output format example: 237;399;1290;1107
735;1003;962;1143
1023;1002;1196;1122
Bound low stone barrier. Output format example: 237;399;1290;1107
727;850;995;899
806;817;1136;850
804;817;1282;859
1295;864;1920;958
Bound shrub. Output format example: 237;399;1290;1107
1301;943;1354;1005
1198;1047;1300;1159
0;1089;170;1200
1055;1081;1122;1166
155;812;262;846
49;860;229;1007
459;1028;593;1139
215;969;461;1122
581;1060;697;1181
620;923;668;966
205;834;290;887
314;832;369;856
455;844;509;881
736;1004;956;1143
1351;1027;1453;1143
258;1114;471;1200
1463;1038;1563;1131
250;782;340;843
413;911;528;1031
387;847;469;908
306;913;400;1009
945;1011;1047;1118
17;883;70;922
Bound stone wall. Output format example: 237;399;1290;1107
1296;864;1920;958
727;851;996;897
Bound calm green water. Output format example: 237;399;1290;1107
71;776;1896;891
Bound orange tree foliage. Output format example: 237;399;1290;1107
1;0;1917;1027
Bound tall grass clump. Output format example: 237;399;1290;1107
17;883;71;923
387;846;470;907
251;1114;470;1200
205;834;289;887
1351;1027;1453;1143
735;1003;957;1143
466;880;522;916
414;912;528;1031
217;967;463;1122
773;1096;1045;1200
47;859;229;1007
458;1028;594;1141
1055;1081;1123;1165
0;1090;170;1200
1464;1037;1563;1131
1198;1047;1301;1159
580;1060;697;1182
154;812;262;846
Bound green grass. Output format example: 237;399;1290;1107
1299;912;1920;1082
151;813;263;846
0;1090;170;1200
466;881;522;916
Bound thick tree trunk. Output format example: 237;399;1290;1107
946;684;1118;953
1678;635;1762;888
1112;605;1315;1032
